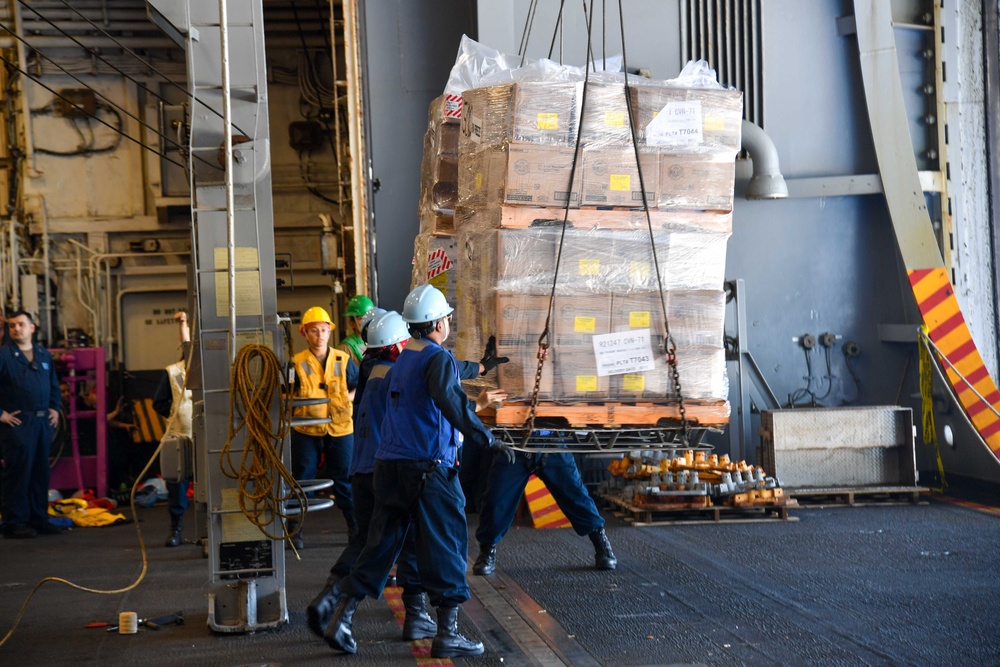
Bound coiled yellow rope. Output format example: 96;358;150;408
220;344;306;541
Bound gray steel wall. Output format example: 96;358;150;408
360;0;476;311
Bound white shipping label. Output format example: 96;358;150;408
646;100;703;146
592;328;656;377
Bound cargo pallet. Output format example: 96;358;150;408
784;486;929;508
494;205;732;233
600;493;797;526
489;400;730;429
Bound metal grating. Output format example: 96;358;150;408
680;0;763;126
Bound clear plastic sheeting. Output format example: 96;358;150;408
441;61;740;411
417;96;460;235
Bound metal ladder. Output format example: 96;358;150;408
148;0;287;633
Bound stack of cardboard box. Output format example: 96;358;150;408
451;78;741;406
411;96;462;350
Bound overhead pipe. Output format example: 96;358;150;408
741;119;788;199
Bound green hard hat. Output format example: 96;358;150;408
344;294;375;317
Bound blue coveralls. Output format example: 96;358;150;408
0;344;60;532
330;354;480;593
475;448;605;547
340;338;494;608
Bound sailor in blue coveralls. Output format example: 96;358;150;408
306;310;505;642
472;435;618;575
323;285;516;658
0;311;63;539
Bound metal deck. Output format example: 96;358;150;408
1;493;998;665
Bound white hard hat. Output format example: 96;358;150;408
401;284;453;323
367;311;410;348
359;307;386;343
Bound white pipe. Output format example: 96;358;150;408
741;119;789;200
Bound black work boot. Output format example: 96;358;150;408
472;543;497;575
430;606;484;658
324;594;364;654
401;592;437;640
164;515;182;547
307;573;341;637
589;527;617;570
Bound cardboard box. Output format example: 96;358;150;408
580;82;632;145
460;82;583;152
669;345;728;400
630;84;743;154
553;295;611;347
657;154;735;211
657;230;730;291
667;290;726;348
581;147;660;207
496;229;557;294
418;206;455;236
497;336;554;399
412;233;459;351
554;346;611;400
496;292;550;342
458;143;582;209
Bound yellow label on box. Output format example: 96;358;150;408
629;310;650;328
609;174;631;191
475;172;483;190
574;316;596;333
604;110;625;127
622;374;645;392
630;261;651;282
578;259;600;275
429;272;447;294
537;112;559;130
703;113;725;131
576;375;598;392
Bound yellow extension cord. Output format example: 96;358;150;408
220;343;306;543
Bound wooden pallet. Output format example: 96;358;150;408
785;486;929;508
487;400;730;428
600;493;796;526
494;205;732;232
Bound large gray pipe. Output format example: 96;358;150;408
741;119;789;199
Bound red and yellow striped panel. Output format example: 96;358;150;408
909;268;1000;457
524;474;571;529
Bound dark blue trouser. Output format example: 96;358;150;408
291;431;354;515
329;472;423;595
166;480;189;520
0;416;54;529
475;451;604;546
344;459;470;608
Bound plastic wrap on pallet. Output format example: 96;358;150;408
411;233;459;351
628;80;743;156
456;202;733;234
460;83;584;153
417;96;461;234
458;141;582;210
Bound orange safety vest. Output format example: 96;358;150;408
292;347;353;437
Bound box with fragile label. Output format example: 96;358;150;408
581;147;660;207
460;82;583;152
630;84;743;154
554;295;611;347
657;154;735;211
